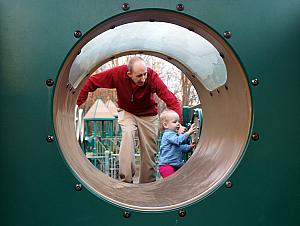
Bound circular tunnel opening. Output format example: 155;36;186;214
74;54;202;182
53;10;252;211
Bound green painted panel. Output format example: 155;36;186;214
0;0;299;226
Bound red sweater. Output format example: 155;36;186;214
77;65;182;121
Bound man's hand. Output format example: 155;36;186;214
78;102;86;109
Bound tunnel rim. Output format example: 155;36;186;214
53;9;252;212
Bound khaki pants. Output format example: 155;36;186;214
118;110;159;183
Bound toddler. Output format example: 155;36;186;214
158;110;196;178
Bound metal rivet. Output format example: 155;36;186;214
122;3;130;11
176;3;184;11
46;79;54;87
123;211;131;218
251;78;259;86
74;30;82;38
251;132;259;141
178;209;186;217
46;135;54;143
219;52;225;58
223;31;231;39
74;183;82;191
225;180;233;188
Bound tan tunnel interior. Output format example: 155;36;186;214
53;10;252;211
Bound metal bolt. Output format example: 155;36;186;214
74;183;82;191
122;3;130;11
223;31;231;39
251;78;259;86
178;209;186;217
46;79;54;87
74;30;82;38
225;180;233;188
46;135;54;143
176;3;184;11
251;132;259;141
123;211;131;218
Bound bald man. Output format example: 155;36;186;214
77;57;182;183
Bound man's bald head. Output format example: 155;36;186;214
127;57;148;86
127;56;146;73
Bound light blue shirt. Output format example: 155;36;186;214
159;129;192;167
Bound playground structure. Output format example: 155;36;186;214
81;98;118;177
56;14;238;212
1;1;299;226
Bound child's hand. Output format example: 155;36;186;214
187;123;196;136
190;141;197;149
178;125;187;134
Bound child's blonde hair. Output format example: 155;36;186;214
159;110;178;131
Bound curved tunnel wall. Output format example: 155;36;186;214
53;10;252;211
69;22;227;91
